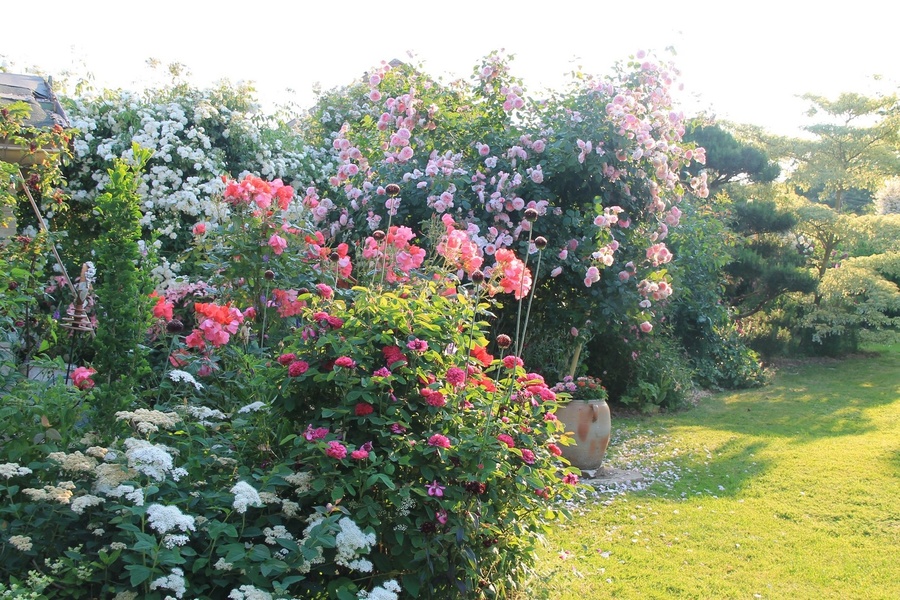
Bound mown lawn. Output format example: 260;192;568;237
532;345;900;599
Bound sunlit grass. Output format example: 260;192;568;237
532;344;900;599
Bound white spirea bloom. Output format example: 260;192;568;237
185;405;226;426
9;535;33;551
358;579;402;600
283;471;312;493
98;484;144;506
169;369;204;391
48;451;98;473
146;503;196;534
231;481;262;514
149;567;186;599
163;534;190;549
334;517;376;570
71;494;105;515
115;409;180;434
228;585;273;600
124;438;176;481
22;482;75;504
0;462;32;478
237;401;266;414
263;525;293;545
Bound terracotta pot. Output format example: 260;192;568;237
556;399;611;470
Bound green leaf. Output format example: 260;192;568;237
126;564;153;586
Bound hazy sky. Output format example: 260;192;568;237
3;0;896;136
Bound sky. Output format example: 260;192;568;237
2;0;897;137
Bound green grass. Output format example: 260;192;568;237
532;345;900;599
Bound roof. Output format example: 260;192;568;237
0;72;70;129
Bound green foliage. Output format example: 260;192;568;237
666;195;766;388
724;190;818;320
789;91;900;214
683;121;780;190
90;145;154;426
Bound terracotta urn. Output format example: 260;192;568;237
556;399;611;470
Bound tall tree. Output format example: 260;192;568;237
724;187;817;319
790;92;900;214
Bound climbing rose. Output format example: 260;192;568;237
325;441;347;459
288;361;309;377
427;434;451;449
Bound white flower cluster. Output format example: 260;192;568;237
263;525;293;545
149;567;186;599
163;534;190;549
115;408;180;435
184;405;227;426
0;462;32;479
334;517;376;572
8;535;33;552
282;471;312;494
228;585;272;600
63;83;336;267
70;494;105;515
357;580;402;600
47;451;98;473
146;503;196;535
22;481;75;504
237;401;267;414
168;369;203;391
123;438;177;481
230;481;262;514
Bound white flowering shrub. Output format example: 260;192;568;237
0;392;398;599
58;81;335;262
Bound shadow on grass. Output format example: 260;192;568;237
677;349;900;443
603;346;900;499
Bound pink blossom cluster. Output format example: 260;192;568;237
223;174;294;211
436;215;484;277
646;243;673;266
185;302;244;349
362;225;426;283
485;248;533;299
637;279;673;302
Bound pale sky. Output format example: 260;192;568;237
3;0;897;137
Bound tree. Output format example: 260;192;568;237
683;122;780;191
789;92;900;214
723;187;817;319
